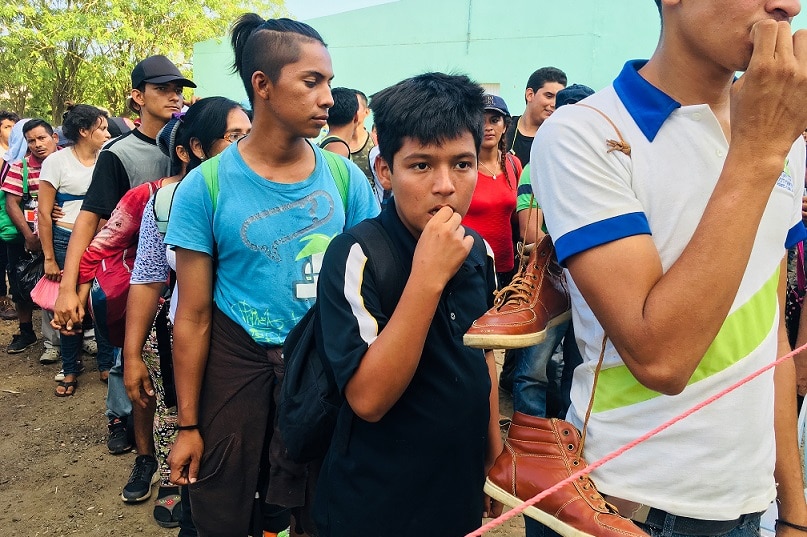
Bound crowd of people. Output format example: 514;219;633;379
3;1;807;536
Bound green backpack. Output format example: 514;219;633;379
154;149;350;235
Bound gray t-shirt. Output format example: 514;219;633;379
82;129;170;218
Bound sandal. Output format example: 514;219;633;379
55;362;86;382
55;379;77;397
153;493;182;528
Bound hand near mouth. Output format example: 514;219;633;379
412;206;474;289
731;19;807;167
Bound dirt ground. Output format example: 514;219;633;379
0;319;524;536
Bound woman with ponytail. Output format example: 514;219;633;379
165;14;378;536
38;104;111;395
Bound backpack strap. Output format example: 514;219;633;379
574;103;632;156
329;218;407;455
504;152;522;191
346;218;406;315
505;153;522;181
153;181;181;235
319;136;352;158
154;154;222;236
22;159;28;195
0;160;10;186
321;149;349;214
465;228;489;269
508;116;520;154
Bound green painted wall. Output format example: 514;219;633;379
193;0;806;118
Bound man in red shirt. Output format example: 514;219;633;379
2;119;58;353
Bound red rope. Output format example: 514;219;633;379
467;341;807;537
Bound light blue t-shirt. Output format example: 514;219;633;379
165;142;380;345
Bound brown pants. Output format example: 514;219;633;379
187;307;307;537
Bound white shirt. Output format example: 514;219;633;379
532;59;806;520
39;147;95;225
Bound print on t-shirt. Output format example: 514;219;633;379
232;188;338;341
294;231;333;300
776;159;796;194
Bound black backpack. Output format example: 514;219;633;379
279;218;406;463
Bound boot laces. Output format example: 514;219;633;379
575;466;614;510
493;244;541;308
493;271;537;308
567;427;612;511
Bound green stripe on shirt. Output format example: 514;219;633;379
516;164;537;212
592;267;779;413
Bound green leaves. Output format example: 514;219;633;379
0;0;284;122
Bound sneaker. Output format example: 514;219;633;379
121;454;159;503
39;346;60;364
0;298;17;321
464;235;571;349
7;331;38;354
54;361;85;381
107;417;133;455
82;339;98;355
485;412;648;537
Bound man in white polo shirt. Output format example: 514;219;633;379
522;1;807;536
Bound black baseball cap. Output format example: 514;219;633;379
131;55;196;89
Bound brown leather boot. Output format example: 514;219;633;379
464;235;571;349
486;412;648;537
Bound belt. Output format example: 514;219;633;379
603;495;759;536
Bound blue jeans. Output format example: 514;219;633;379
53;225;115;373
94;324;115;372
525;518;561;537
53;226;82;376
105;347;129;420
527;512;761;537
512;319;570;417
546;323;583;418
638;513;761;537
519;320;574;537
91;279;129;420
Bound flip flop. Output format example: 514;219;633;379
54;362;86;382
55;380;77;397
153;493;182;528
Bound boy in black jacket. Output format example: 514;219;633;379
313;72;503;537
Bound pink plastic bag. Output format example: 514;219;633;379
30;274;60;312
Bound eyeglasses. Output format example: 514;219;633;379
223;131;249;143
